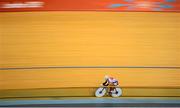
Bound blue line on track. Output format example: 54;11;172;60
1;98;180;106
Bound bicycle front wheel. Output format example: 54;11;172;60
95;87;107;97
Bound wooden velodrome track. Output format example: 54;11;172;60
0;12;180;98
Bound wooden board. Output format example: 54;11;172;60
0;12;180;92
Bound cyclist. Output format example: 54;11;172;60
102;75;119;95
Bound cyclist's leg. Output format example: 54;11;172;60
109;83;114;94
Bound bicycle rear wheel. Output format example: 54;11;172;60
111;87;122;97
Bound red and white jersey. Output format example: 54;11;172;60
107;77;118;83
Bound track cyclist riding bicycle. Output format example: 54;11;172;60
95;75;122;97
102;75;119;95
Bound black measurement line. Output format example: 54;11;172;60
0;66;180;70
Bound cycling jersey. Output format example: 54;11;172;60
103;77;118;86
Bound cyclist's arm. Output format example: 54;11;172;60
103;80;109;86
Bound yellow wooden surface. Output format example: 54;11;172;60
1;68;180;90
0;12;180;91
0;12;180;67
1;87;180;98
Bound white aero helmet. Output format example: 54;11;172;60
104;75;109;80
